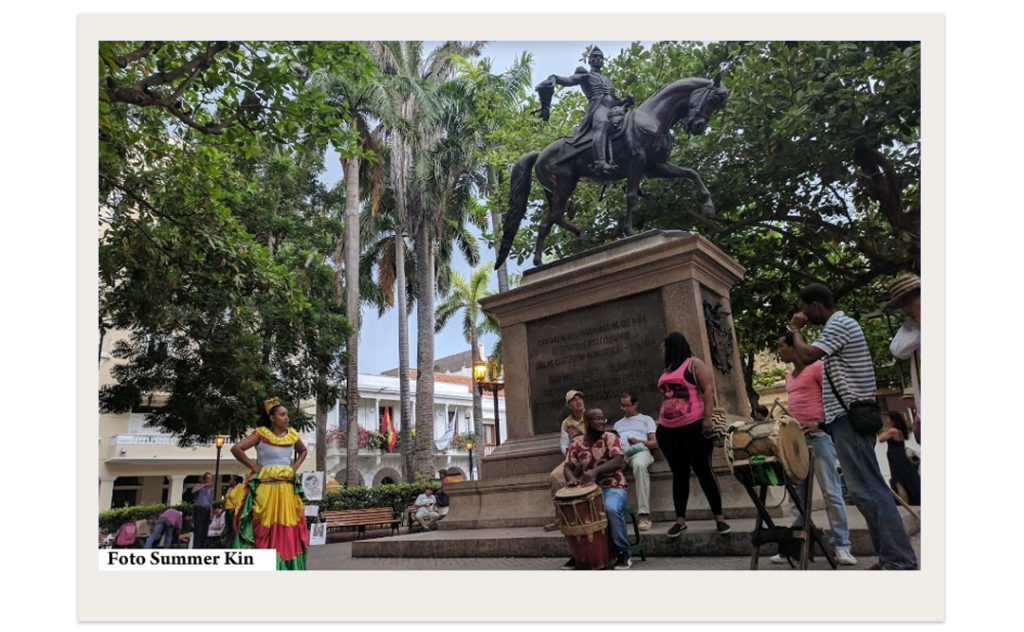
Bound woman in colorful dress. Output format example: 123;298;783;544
230;397;309;570
656;332;730;538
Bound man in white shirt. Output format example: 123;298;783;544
413;487;440;530
613;393;658;531
543;390;587;531
885;273;921;444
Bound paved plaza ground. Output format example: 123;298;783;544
306;516;921;571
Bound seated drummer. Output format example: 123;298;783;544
562;408;632;570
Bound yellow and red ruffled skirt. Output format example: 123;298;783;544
234;465;308;570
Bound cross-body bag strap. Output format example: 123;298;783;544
823;362;850;414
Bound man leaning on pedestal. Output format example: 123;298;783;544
788;282;917;570
543;390;587;531
612;393;657;531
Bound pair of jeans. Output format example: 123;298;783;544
601;487;630;557
788;431;852;550
143;518;176;549
624;448;654;515
192;505;211;549
827;413;918;569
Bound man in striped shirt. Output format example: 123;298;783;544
788;283;917;570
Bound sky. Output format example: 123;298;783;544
321;41;647;374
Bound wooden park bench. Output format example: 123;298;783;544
321;508;399;539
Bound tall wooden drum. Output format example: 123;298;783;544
554;484;610;570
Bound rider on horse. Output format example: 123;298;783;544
536;46;635;175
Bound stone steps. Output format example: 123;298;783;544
351;505;919;559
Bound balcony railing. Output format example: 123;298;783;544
112;433;217;447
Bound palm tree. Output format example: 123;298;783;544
435;263;496;474
457;53;534;294
305;53;386;485
370;40;486;479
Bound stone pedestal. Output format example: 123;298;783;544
445;230;787;529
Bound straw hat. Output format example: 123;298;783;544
884;273;921;311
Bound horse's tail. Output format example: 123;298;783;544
496;151;539;270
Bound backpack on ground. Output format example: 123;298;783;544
114;521;139;547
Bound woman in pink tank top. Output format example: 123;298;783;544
655;332;730;537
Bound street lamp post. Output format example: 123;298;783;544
472;355;504;449
465;441;474;480
213;435;226;501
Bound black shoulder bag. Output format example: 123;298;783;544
824;363;883;436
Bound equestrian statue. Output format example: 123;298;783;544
496;47;730;269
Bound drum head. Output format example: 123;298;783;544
555;483;599;499
774;417;810;480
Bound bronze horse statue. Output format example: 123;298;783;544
496;76;729;268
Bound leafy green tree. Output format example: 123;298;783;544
303;42;388;482
371;40;486;479
98;41;372;442
454;53;534;293
496;41;920;404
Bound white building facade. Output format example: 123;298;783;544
99;333;506;510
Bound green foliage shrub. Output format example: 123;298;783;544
321;481;439;515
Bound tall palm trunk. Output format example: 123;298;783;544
412;219;436;478
469;330;484;477
315;380;328;473
490;207;510;293
342;156;362;487
395;227;414;482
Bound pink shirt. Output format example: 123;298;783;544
658;357;704;428
785;361;825;426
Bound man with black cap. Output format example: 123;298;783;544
543;389;587;531
885;273;921;444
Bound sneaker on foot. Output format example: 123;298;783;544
543;521;560;532
833;547;858;566
560;557;577;570
667;522;687;538
715;521;731;534
770;553;787;564
638;517;652;531
613;553;632;570
869;560;884;570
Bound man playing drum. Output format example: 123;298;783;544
773;332;857;566
563;408;632;570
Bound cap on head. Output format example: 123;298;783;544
884;273;921;311
565;390;584;404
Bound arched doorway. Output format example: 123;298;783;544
372;467;402;487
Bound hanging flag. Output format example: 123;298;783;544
435;412;457;451
383;406;398;453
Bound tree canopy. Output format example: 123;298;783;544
488;40;921;397
98;41;375;442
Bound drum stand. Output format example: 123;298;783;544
732;449;837;570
